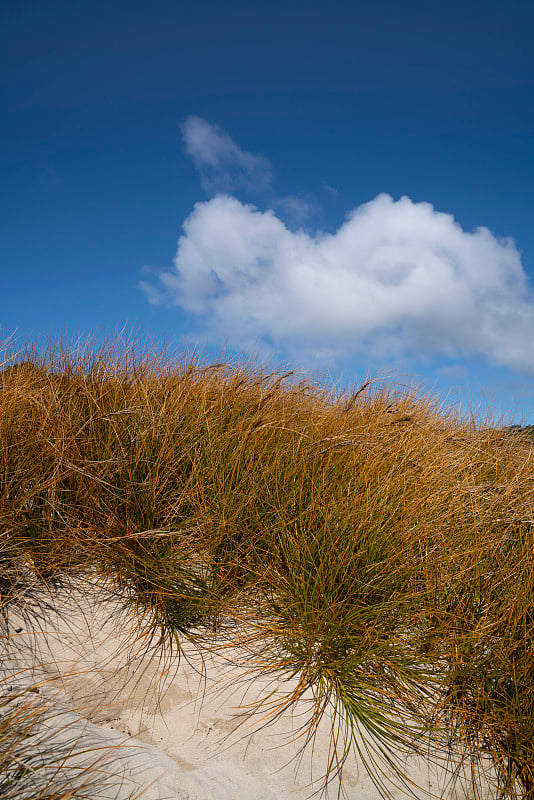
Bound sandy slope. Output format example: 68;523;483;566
1;577;495;800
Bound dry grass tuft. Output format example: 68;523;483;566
1;334;533;798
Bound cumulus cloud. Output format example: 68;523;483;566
181;116;272;194
140;192;534;374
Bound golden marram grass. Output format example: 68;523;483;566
0;335;532;798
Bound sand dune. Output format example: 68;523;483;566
1;578;495;800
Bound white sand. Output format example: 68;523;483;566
1;578;495;800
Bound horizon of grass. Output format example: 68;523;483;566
0;334;532;798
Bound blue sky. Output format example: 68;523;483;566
2;0;534;424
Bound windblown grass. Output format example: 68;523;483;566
0;335;533;798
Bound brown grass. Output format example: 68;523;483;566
0;334;532;798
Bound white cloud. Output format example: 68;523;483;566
436;364;469;379
140;192;534;374
274;193;318;226
324;185;340;198
181;116;272;194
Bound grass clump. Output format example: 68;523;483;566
0;335;533;798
